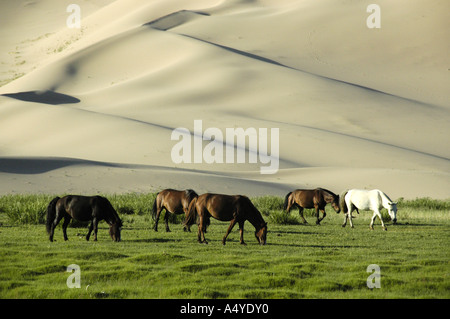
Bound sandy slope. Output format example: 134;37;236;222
0;0;449;199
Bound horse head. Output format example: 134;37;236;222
255;222;267;245
331;195;341;214
388;202;397;224
109;221;122;242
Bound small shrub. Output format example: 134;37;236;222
252;196;284;216
268;210;301;225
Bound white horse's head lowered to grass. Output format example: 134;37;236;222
388;202;397;224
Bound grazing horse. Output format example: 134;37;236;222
283;188;340;224
341;189;397;231
46;195;122;242
184;193;267;245
152;189;198;232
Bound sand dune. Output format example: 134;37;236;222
0;0;449;199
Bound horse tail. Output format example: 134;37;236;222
283;192;292;211
46;197;60;234
339;190;349;213
183;197;198;227
152;192;159;221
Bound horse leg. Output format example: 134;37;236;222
164;211;171;232
317;208;327;223
348;211;354;228
320;209;326;223
62;216;71;241
371;209;386;231
93;218;99;241
200;222;208;244
342;212;348;227
197;224;202;243
298;207;307;224
86;221;93;241
222;218;238;245
197;211;208;244
238;221;246;245
315;205;321;225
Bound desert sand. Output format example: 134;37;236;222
0;0;449;199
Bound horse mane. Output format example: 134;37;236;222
377;190;395;206
316;188;336;197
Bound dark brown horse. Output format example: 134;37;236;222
152;189;198;232
184;193;267;245
283;188;340;224
46;195;122;242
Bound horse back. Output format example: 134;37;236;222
157;189;185;213
60;195;117;222
347;189;384;210
58;195;95;221
199;193;244;221
293;189;318;208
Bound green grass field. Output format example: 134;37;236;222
0;194;449;299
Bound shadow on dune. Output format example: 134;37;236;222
0;157;146;175
143;10;210;31
2;90;80;105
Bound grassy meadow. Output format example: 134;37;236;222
0;193;449;299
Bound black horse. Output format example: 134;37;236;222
46;195;122;242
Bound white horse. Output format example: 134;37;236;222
341;189;397;231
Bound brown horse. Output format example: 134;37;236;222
184;193;267;245
46;195;122;242
152;189;198;232
283;188;340;224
